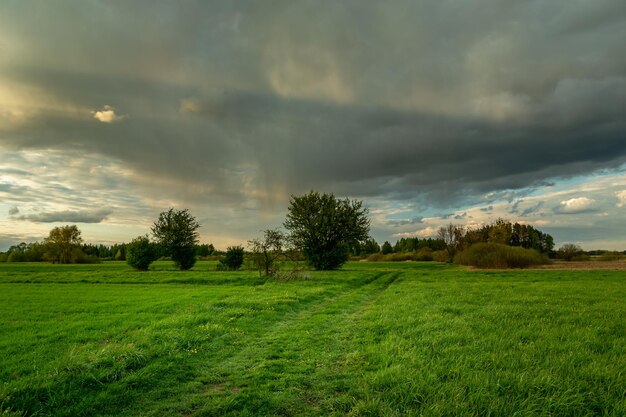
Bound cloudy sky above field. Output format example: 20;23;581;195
1;1;625;250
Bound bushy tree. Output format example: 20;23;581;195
556;243;584;261
381;241;393;255
248;229;286;277
152;208;200;270
126;235;158;271
438;224;465;261
44;225;83;264
284;191;370;270
220;246;245;270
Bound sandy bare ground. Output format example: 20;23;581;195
531;260;626;270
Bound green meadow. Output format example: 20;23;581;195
1;262;625;416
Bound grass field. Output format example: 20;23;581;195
1;261;625;416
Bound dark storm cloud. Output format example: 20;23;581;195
13;209;113;223
1;0;625;209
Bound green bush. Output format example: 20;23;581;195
366;253;384;262
432;250;449;262
415;247;434;261
126;236;158;271
454;243;548;269
219;246;245;271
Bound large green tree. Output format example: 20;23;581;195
284;191;370;270
43;225;83;264
151;208;200;270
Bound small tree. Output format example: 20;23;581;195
126;235;158;271
438;224;465;261
152;208;200;270
284;191;370;270
220;246;245;270
381;241;393;255
44;225;83;264
248;229;286;277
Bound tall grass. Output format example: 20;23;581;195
454;242;548;268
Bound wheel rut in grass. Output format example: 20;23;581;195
189;270;404;413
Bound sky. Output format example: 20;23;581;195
1;1;625;251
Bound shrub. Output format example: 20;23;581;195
366;253;384;262
126;235;158;271
432;250;449;262
454;243;548;269
415;247;434;261
220;246;245;271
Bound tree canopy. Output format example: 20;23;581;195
152;208;200;270
44;225;83;264
284;191;370;270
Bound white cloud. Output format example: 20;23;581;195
392;226;439;239
557;197;595;213
92;105;126;123
616;191;626;208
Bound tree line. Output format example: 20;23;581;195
2;191;612;271
0;226;215;264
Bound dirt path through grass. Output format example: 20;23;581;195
183;271;403;416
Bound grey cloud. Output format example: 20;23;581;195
0;1;625;212
13;209;112;223
386;217;423;227
0;234;41;252
520;203;545;216
8;206;19;215
510;201;545;216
